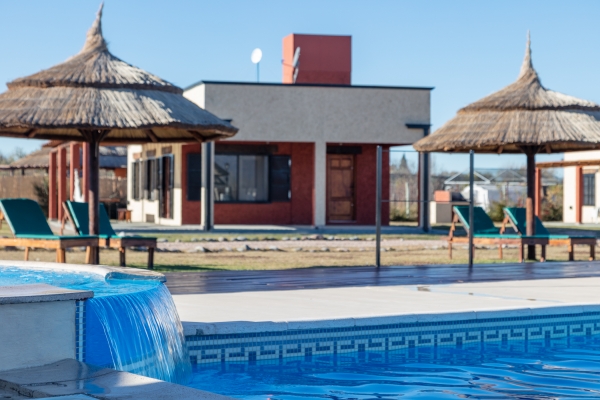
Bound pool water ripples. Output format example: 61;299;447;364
189;335;600;399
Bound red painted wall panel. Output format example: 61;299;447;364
180;142;314;225
282;34;351;85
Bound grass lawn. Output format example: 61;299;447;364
0;244;595;272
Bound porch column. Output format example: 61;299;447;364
314;140;327;227
70;143;81;201
535;167;542;217
57;146;67;220
82;142;91;202
575;166;583;224
200;141;214;230
48;150;57;220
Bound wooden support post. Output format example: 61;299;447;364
148;247;155;270
58;147;67;221
48;150;57;220
575;166;583;224
119;247;126;267
24;247;29;261
70;143;81;201
535;167;542;217
82;142;91;203
88;139;101;264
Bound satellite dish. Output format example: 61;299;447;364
251;48;263;64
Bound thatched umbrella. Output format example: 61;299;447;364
0;5;237;263
414;33;600;259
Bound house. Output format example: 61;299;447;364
553;151;600;223
126;34;432;227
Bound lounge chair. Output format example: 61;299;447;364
0;198;96;263
63;201;156;269
502;207;596;261
449;205;549;262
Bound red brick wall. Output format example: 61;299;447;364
351;144;389;225
180;142;314;225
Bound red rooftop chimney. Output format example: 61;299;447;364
282;34;351;85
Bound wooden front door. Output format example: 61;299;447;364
327;154;355;222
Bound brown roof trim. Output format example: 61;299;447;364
537;160;600;168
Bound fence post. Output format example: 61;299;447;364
468;150;474;268
376;146;382;268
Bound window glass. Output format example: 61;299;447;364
583;173;596;206
215;155;238;202
187;153;202;201
238;155;269;201
214;154;269;202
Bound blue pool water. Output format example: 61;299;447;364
189;335;600;399
0;266;191;384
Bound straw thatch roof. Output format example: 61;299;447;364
9;144;126;169
0;4;237;143
413;34;600;154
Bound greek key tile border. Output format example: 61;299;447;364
186;311;600;365
75;300;86;362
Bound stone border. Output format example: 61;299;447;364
0;260;166;282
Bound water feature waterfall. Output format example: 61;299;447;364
86;283;191;384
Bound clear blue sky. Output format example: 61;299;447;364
0;0;598;173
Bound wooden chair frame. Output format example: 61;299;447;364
0;210;95;263
61;203;156;269
501;212;596;261
448;212;549;263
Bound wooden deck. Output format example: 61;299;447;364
164;261;600;295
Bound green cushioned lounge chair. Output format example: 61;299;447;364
0;198;97;263
63;201;156;269
502;207;596;261
449;205;549;262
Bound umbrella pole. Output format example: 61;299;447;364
88;138;101;264
526;151;536;260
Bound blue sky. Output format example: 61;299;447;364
0;0;598;173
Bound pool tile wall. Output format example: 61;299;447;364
186;310;600;365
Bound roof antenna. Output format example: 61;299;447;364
292;47;301;83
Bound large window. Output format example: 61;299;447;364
583;173;596;206
215;154;269;202
186;152;291;203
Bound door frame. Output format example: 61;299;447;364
326;153;356;223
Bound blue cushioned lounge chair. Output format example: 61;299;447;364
0;198;96;263
63;201;156;269
502;207;596;261
449;205;549;262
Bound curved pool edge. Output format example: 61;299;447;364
0;260;166;283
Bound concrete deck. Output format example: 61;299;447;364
173;274;600;336
0;359;231;400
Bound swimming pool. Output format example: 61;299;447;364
188;334;600;398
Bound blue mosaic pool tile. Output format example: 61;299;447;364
186;311;600;365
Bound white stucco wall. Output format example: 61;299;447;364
127;144;183;225
563;151;600;223
0;301;75;372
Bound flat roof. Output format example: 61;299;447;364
185;80;434;92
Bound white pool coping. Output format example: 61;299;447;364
0;283;93;304
174;277;600;336
0;260;166;282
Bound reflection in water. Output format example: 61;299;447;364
189;335;600;399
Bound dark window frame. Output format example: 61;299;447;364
583;173;596;206
132;161;140;200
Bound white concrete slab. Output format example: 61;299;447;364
174;277;600;336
